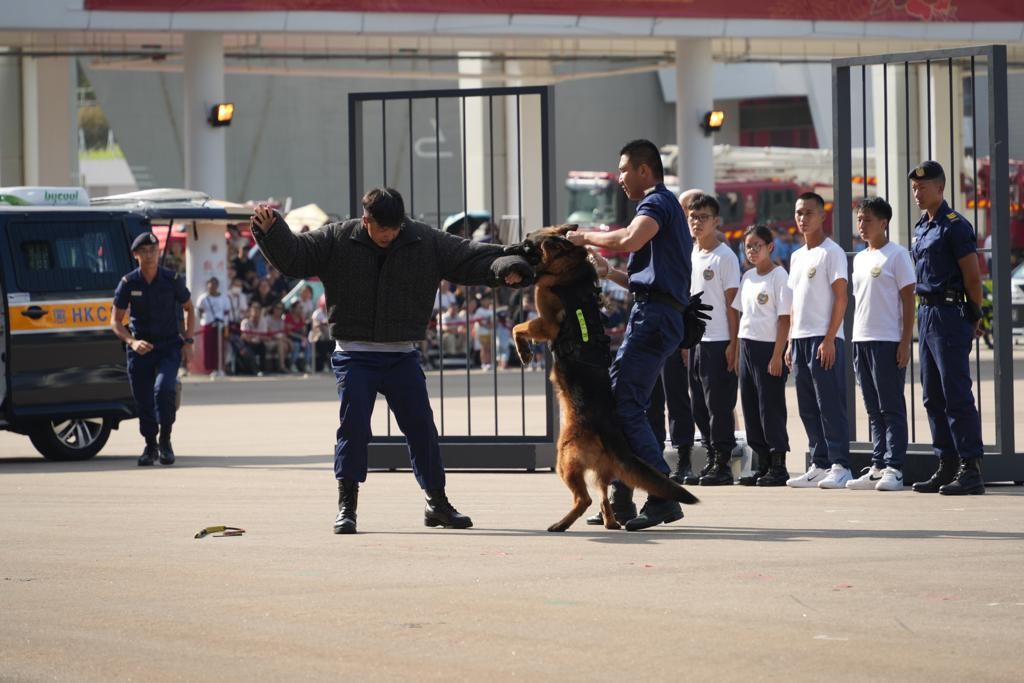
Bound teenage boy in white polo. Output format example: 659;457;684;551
846;197;916;491
785;192;852;489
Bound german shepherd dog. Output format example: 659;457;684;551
508;225;699;532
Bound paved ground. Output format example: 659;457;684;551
2;349;1023;682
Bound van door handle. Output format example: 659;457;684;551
20;306;48;320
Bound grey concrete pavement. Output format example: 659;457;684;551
2;358;1024;682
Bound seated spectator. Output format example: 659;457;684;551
297;284;316;319
440;302;468;356
264;302;289;372
284;300;312;372
474;293;495;370
310;295;333;373
239;303;268;375
251;278;279;310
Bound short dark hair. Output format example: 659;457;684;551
857;196;893;223
688;192;720;216
362;187;405;227
796;191;826;209
743;224;774;244
619;139;664;180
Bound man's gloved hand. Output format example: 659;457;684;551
490;255;536;288
679;291;714;349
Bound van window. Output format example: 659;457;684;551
7;220;132;293
759;189;798;222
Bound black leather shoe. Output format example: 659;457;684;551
137;444;158;466
624;497;683;531
912;455;958;493
585;501;638;526
939;458;985;495
425;489;473;529
699;450;734;486
157;442;175;466
334;479;358;534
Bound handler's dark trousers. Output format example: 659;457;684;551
918;304;983;460
854;341;908;469
739;339;789;458
609;300;685;476
791;336;850;468
648;349;694;449
127;341;181;440
332;350;445;489
689;340;737;454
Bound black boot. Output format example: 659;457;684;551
669;446;693;484
586;482;638;525
425;489;473;529
739;451;769;486
699;448;734;486
686;449;713;485
334;479;358;534
757;452;789;487
624;494;683;531
157;440;175;466
939;458;985;495
912;455;958;493
137;443;158;467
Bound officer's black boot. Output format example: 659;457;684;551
157;428;175;465
757;452;790;487
585;482;637;525
669;446;694;484
939;458;985;495
912;454;958;493
137;441;158;466
699;448;734;486
686;448;713;485
424;489;473;529
739;451;769;486
333;479;358;534
624;493;684;531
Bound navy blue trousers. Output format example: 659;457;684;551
689;340;738;454
918;305;983;460
332;349;445;489
127;343;181;440
648;349;694;449
608;301;685;476
739;339;789;458
853;341;908;469
791;336;850;468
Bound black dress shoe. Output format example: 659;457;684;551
624;497;683;531
158;442;175;465
137;444;158;466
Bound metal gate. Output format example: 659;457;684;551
347;85;558;470
832;44;1022;483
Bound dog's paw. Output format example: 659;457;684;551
547;522;568;532
604;519;621;530
515;341;533;365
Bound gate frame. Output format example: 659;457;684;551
347;85;558;470
832;44;1022;483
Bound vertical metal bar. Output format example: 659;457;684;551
488;95;499;436
435;97;445;436
540;86;557;441
516;93;526;436
832;63;855;441
461;95;472;435
971;57;981;421
347;96;362;219
883;65;890;202
926;59;932;158
409;99;415;217
382;99;393;437
905;60;916;442
862;65;868;199
987;45;1013;456
948;58;955;210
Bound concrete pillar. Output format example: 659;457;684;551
871;64;921;247
21;56;77;187
459;53;497;219
183;32;226;199
674;39;715;194
921;62;966;218
185;219;230;373
0;48;23;185
504;61;549;238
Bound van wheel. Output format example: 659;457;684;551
29;417;112;461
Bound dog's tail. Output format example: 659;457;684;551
598;428;699;505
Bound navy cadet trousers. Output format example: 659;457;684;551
127;342;181;440
790;336;850;468
689;340;738;455
332;349;445;489
738;339;789;459
918;304;983;460
853;341;908;469
608;300;685;476
648;349;694;449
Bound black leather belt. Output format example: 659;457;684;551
918;290;965;306
632;290;685;313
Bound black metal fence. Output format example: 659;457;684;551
347;85;557;470
832;45;1021;482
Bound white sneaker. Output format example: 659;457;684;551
875;466;905;491
787;464;829;488
818;464;853;489
846;465;884;490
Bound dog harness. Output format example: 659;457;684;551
551;281;612;368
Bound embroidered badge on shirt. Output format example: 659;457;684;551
131;290;143;296
870;265;882;278
703;268;714;281
807;266;817;279
756;291;769;305
947;212;958;220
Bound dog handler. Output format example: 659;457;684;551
251;188;533;533
567;139;693;531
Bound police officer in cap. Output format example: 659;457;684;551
908;160;986;495
111;232;195;466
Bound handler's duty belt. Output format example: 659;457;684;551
918;289;965;307
632;289;685;313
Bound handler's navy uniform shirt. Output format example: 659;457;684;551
113;267;191;342
628;183;692;306
911;199;976;294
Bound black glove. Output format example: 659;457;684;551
490;255;536;288
679;291;714;349
964;300;984;324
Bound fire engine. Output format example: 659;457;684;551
964;157;1024;256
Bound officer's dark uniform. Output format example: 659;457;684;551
113;233;191;464
908;161;985;494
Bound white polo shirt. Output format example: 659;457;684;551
731;266;793;342
690;242;741;342
852;240;916;342
787;237;849;340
